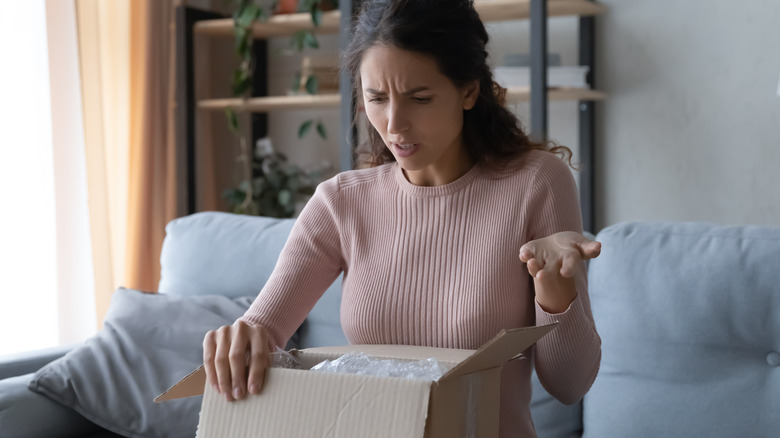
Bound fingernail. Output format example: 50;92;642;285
249;383;258;394
212;383;220;394
233;387;243;399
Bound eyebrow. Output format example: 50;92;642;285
364;86;432;95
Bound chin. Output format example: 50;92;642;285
394;157;428;171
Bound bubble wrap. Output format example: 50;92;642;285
270;347;303;369
310;352;451;381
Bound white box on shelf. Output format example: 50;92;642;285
493;66;590;88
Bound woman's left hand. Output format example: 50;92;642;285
519;231;601;312
519;231;601;280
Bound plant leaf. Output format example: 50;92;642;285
311;6;323;27
231;68;252;96
298;119;314;138
238;4;261;28
236;34;249;55
304;31;319;49
233;78;252;96
234;27;247;47
265;170;281;188
305;75;319;95
316;121;327;139
290;30;307;51
225;108;239;134
278;189;292;207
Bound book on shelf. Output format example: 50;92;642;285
493;65;590;89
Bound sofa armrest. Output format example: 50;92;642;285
0;344;76;380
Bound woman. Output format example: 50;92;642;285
203;0;602;435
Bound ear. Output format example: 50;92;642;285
462;80;480;110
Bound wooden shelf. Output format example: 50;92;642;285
506;86;606;102
193;10;340;39
198;94;341;112
193;0;605;39
476;0;606;23
198;87;604;113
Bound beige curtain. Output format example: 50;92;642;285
76;0;131;327
125;0;179;293
77;0;178;326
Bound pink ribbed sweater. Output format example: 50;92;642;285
240;149;601;437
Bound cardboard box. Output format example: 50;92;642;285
156;323;557;438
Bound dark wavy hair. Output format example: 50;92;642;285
342;0;573;169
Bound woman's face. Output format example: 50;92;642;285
360;45;479;186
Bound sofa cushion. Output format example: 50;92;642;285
0;373;106;438
28;288;253;438
159;211;296;298
584;221;780;437
159;212;348;349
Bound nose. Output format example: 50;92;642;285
386;100;410;134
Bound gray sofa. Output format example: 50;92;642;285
1;212;778;437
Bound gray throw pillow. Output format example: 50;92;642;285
28;288;253;438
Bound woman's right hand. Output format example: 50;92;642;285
203;320;272;402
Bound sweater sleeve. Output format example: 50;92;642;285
238;176;345;348
526;153;602;405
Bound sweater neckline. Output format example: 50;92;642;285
393;162;482;197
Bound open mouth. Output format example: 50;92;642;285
392;143;420;157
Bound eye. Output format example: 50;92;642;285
367;96;387;104
412;96;432;104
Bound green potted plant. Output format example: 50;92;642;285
223;137;327;217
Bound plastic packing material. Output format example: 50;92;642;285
270;347;303;369
310;351;452;381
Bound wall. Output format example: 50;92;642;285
596;0;780;229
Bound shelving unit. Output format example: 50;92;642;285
195;87;604;112
193;10;341;38
198;94;341;112
176;0;605;230
189;0;605;38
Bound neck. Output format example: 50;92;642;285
403;146;474;187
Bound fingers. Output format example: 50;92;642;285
247;325;271;395
578;240;602;259
228;322;251;401
204;322;273;402
526;256;562;280
518;245;535;263
524;250;579;279
214;325;234;401
526;257;542;278
536;257;562;281
559;252;579;278
203;329;218;394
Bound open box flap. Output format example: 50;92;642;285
440;323;558;381
154;366;206;402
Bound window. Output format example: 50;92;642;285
0;0;96;356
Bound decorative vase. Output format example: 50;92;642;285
275;0;298;14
